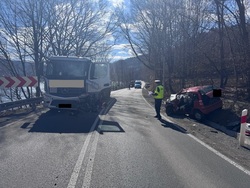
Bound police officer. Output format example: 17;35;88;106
152;80;164;120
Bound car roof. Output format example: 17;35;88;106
183;86;203;92
182;85;213;93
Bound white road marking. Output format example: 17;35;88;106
188;134;250;176
82;100;114;188
67;99;115;188
82;130;99;188
142;92;250;176
67;110;103;188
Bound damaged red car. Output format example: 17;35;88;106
165;85;223;121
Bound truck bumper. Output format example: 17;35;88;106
43;93;88;110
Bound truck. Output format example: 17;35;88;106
42;56;111;112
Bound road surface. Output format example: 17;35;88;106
0;88;250;188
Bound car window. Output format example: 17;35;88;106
201;85;213;94
192;93;199;100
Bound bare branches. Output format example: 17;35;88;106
46;0;117;58
116;0;250;97
0;0;118;99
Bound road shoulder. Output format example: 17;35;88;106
142;88;250;171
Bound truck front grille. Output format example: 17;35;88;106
50;88;85;97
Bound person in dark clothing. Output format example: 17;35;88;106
152;80;164;120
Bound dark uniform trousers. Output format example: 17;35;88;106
155;99;162;118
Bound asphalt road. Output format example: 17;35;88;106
1;88;250;188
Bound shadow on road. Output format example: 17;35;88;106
100;97;117;115
25;98;118;134
242;145;250;151
27;110;99;133
0;107;43;128
207;109;240;131
159;119;187;134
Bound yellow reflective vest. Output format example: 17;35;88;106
154;85;164;99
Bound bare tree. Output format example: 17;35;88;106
0;0;118;99
118;0;185;93
46;0;117;58
234;0;250;99
0;0;52;97
0;40;24;100
203;0;250;98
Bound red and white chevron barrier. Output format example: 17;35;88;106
0;76;38;88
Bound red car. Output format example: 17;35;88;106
165;85;223;121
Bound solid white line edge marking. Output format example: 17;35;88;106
67;98;115;188
82;99;115;188
141;91;250;176
67;109;104;188
81;127;100;188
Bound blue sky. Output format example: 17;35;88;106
109;43;134;62
108;0;134;62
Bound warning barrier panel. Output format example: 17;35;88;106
0;76;38;88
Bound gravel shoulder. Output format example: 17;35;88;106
142;88;250;172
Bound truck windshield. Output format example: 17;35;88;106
45;60;89;79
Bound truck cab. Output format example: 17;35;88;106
43;56;111;111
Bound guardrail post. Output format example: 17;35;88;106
239;109;248;146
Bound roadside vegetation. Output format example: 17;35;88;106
109;0;250;121
0;0;117;101
0;0;250;109
112;0;250;102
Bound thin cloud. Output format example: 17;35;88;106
112;43;130;50
109;43;134;62
108;0;124;8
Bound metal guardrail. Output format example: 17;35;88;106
0;97;43;112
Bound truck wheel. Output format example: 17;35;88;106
193;110;204;121
166;105;174;116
